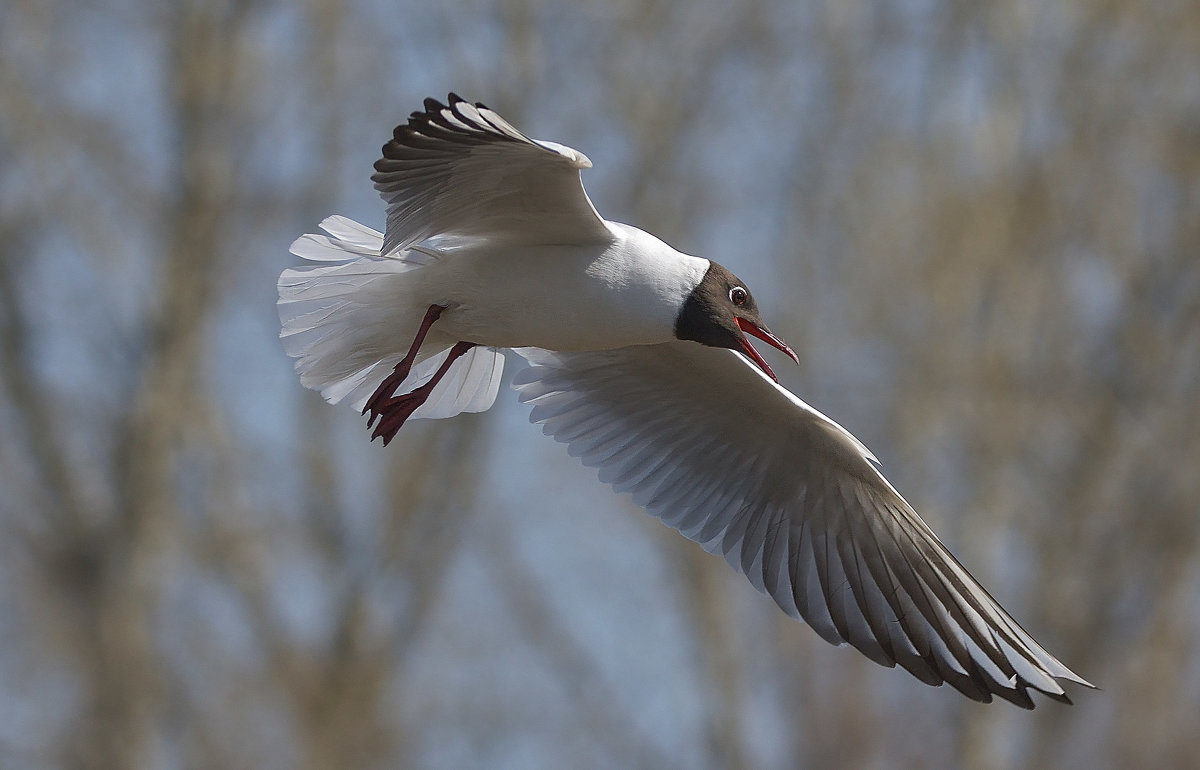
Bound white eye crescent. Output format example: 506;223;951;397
729;286;748;306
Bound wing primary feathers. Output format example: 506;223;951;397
371;94;610;254
884;503;1056;701
511;300;1092;709
789;515;844;645
848;495;943;685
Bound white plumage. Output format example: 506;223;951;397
279;94;1094;708
279;217;505;416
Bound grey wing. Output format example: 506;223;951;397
371;93;613;254
511;342;1095;708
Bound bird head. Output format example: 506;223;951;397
674;263;799;382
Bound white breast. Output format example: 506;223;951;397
421;223;710;352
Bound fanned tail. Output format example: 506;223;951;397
278;216;504;418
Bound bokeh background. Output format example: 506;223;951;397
2;0;1198;768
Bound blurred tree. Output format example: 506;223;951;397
0;0;1197;768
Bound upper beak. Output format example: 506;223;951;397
735;318;799;383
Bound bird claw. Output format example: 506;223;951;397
363;364;413;417
368;393;426;445
363;303;449;419
365;339;477;447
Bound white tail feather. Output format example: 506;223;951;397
279;216;505;418
400;345;505;419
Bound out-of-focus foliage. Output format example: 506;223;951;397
1;0;1197;767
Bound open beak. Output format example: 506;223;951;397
735;318;799;383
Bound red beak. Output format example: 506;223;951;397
735;318;799;382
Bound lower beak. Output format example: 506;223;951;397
735;318;799;383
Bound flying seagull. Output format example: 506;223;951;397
278;93;1094;708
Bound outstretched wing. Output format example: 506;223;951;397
372;93;613;254
512;342;1095;708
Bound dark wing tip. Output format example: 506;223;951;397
993;685;1036;710
986;673;1088;709
443;92;489;111
378;95;514;164
386;123;418;144
1042;689;1074;706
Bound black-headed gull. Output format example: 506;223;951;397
279;94;1094;708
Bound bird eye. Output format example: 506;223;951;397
729;286;748;306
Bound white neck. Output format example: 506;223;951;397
597;221;710;312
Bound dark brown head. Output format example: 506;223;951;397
674;263;798;381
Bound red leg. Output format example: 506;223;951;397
370;341;477;446
364;304;447;427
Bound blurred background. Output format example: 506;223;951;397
2;0;1198;767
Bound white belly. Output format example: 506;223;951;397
417;229;709;352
